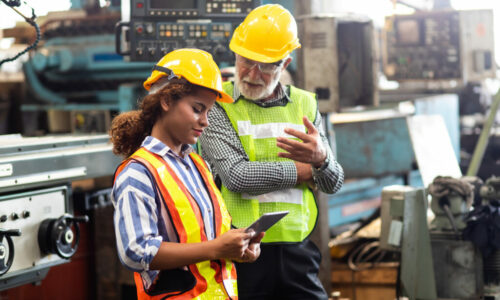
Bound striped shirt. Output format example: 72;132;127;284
112;136;215;289
199;81;344;196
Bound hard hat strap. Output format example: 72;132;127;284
153;65;180;81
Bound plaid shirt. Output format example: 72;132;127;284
199;81;344;196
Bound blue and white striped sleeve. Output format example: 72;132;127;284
112;162;164;272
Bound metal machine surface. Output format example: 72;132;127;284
383;10;495;83
325;93;460;229
380;186;438;299
296;14;378;113
0;134;121;193
0;134;121;290
118;0;261;63
330;109;414;179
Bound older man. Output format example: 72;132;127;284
199;4;344;299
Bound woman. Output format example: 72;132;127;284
110;48;263;300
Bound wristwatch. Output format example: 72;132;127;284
313;154;330;172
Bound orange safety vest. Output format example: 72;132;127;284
114;147;238;300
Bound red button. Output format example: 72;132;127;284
136;2;143;8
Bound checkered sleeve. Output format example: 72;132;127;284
200;103;297;195
311;110;344;194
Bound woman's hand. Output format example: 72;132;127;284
212;228;254;261
234;231;265;263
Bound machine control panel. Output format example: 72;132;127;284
118;0;261;62
131;0;257;18
384;12;461;80
383;10;495;82
130;21;234;61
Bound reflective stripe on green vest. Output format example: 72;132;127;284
218;81;318;243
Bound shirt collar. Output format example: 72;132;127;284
233;80;292;105
141;136;193;159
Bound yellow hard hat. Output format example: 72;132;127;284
229;4;301;63
143;48;233;103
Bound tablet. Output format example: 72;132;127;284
245;211;289;234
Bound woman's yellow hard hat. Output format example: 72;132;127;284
229;4;301;63
143;48;233;103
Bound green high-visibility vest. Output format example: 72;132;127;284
218;81;318;243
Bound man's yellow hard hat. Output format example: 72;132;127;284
143;48;233;103
229;4;301;63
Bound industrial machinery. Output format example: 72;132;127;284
15;0;263;134
296;14;378;113
382;9;495;83
475;176;500;298
380;185;484;300
428;176;474;232
20;0;152;119
0;134;121;290
117;0;262;63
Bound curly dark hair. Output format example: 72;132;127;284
109;80;196;158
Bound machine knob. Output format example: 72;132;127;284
10;213;18;221
146;23;154;34
22;211;30;219
0;215;7;223
38;214;89;259
135;24;144;34
161;45;173;55
0;229;21;276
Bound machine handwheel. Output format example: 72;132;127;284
38;214;89;259
0;229;21;276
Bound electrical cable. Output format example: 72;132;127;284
0;0;40;67
347;240;387;271
1;0;20;7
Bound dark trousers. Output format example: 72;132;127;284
235;239;328;300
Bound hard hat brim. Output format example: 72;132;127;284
145;73;234;103
216;90;234;103
230;42;292;64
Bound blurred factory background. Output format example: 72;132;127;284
0;0;499;299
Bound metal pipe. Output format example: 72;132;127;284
466;88;500;176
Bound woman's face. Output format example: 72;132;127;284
155;87;217;153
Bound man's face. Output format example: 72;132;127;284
234;55;286;101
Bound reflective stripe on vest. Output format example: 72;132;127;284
218;81;318;243
237;120;305;140
115;148;237;300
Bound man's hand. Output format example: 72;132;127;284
277;116;327;168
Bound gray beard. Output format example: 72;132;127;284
234;68;280;101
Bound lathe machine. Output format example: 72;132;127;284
0;134;121;290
